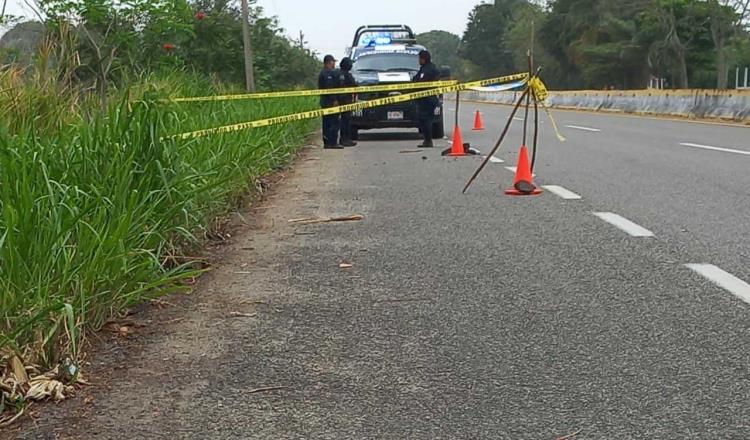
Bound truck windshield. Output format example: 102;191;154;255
353;53;420;72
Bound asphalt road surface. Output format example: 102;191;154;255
16;101;750;439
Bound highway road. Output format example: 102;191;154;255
17;101;750;439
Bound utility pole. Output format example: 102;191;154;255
240;0;256;92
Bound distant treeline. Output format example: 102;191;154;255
0;0;322;92
418;0;750;89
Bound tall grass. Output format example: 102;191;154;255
0;65;317;368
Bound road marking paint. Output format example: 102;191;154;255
592;212;654;237
541;185;581;200
513;116;544;124
489;156;504;163
504;166;535;177
565;125;601;132
685;264;750;304
679;142;750;156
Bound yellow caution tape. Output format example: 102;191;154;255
540;104;566;142
527;76;549;102
166;80;461;103
526;76;565;142
170;72;529;140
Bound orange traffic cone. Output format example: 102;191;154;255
447;125;467;157
472;111;484;130
505;145;542;196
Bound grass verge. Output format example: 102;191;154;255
0;66;318;416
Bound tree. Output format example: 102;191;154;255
541;0;652;89
22;0;319;91
504;2;564;86
461;0;525;78
638;0;713;88
416;30;463;78
706;0;750;88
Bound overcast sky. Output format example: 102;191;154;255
3;0;484;58
254;0;482;59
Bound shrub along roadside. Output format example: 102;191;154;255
0;69;317;416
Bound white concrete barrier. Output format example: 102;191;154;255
459;89;750;122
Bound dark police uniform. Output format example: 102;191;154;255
318;66;341;147
338;59;357;146
413;60;440;146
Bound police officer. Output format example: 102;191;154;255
338;57;357;147
318;54;342;149
413;50;440;148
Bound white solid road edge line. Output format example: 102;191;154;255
679;142;750;156
593;212;655;237
565;125;601;132
685;264;750;305
542;185;582;200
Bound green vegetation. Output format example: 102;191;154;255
416;30;469;79
0;0;319;410
422;0;750;89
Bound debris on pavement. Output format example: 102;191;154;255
339;263;353;269
228;312;257;318
247;386;287;394
288;214;364;225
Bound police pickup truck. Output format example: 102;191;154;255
347;25;450;141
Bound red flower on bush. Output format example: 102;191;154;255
162;43;175;52
195;11;206;21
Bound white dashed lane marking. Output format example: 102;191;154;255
565;125;601;132
542;185;582;200
513;116;543;124
679;142;750;156
489;156;504;163
686;264;750;305
593;212;654;237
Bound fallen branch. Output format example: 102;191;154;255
228;312;256;318
248;386;287;394
288;214;364;225
239;300;267;306
399;149;422;154
556;429;582;440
